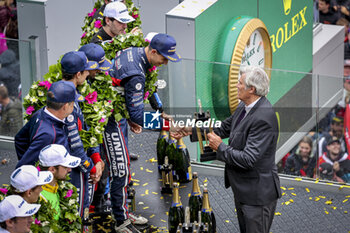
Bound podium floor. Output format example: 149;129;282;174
1;130;350;232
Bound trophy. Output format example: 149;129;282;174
194;99;217;162
160;156;174;194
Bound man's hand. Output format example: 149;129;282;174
207;132;223;151
128;120;142;134
169;124;192;140
340;6;350;16
333;161;340;172
91;161;104;184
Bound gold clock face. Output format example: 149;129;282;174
228;18;272;113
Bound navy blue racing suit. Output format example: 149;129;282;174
105;47;152;221
66;99;101;217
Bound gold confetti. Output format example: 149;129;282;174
285;201;291;205
160;196;163;199
146;169;153;173
315;179;319;184
143;183;148;187
132;172;135;177
325;210;329;215
275;212;282;216
166;212;168;216
158;179;163;182
225;220;230;223
204;178;208;183
291;193;296;196
149;158;157;163
315;197;320;202
332;206;337;210
201;9;204;12
305;188;310;193
295;177;302;181
231;27;236;31
161;219;167;222
289;199;294;203
141;194;145;196
152;192;158;195
343;199;348;203
182;5;185;8
288;187;294;190
133;183;139;186
319;196;326;199
325;200;332;205
309;197;313;200
344;211;348;214
346;195;350;198
145;190;149;195
282;192;286;196
143;206;149;210
132;178;140;182
280;186;286;190
140;167;144;171
149;214;155;218
188;193;191;197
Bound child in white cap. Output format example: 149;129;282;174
10;165;53;204
0;195;40;233
38;144;81;220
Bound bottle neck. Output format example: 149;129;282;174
176;137;186;149
191;176;201;196
202;191;211;212
172;186;182;207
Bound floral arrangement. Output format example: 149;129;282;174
0;180;81;233
22;0;159;149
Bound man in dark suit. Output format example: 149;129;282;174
171;66;281;233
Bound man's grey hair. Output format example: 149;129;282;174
239;66;270;96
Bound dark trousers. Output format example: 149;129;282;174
234;198;277;233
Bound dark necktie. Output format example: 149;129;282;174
234;109;246;128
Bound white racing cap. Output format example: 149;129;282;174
0;195;41;222
103;1;135;23
39;144;81;168
10;165;53;192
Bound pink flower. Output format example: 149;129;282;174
0;188;8;194
132;12;139;19
38;81;51;90
108;100;111;103
144;91;149;100
105;71;109;75
36;166;41;171
99;118;106;123
64;189;73;198
85;91;98;104
111;109;114;112
94;20;102;28
26;106;35;115
81;32;87;38
34;218;41;225
145;39;150;43
88;8;97;17
148;66;157;72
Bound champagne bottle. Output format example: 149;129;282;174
189;172;202;222
157;130;169;170
174;138;192;183
166;135;177;169
201;188;216;233
168;183;185;233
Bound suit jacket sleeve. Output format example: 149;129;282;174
216;118;275;169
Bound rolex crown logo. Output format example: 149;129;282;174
283;0;292;15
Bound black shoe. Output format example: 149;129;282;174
129;153;138;160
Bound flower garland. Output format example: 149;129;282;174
22;0;158;149
0;180;81;233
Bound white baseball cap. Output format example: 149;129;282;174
10;165;53;192
0;195;41;222
103;2;135;24
39;144;81;168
